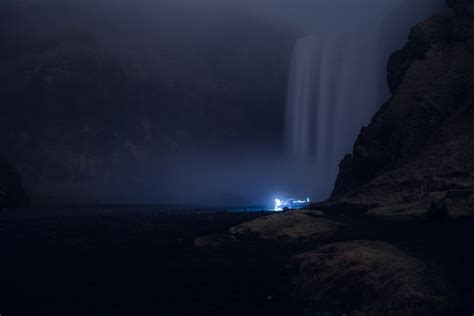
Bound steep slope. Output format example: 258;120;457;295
331;0;474;217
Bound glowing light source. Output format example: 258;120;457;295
274;197;310;211
274;199;283;211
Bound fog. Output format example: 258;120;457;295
139;0;444;206
1;0;445;206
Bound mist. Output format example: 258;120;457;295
0;0;445;206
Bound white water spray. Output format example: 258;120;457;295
284;0;445;200
285;29;387;199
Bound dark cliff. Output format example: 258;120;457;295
332;0;474;217
0;1;293;204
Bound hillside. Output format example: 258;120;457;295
330;0;474;218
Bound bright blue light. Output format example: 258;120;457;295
274;197;310;211
274;199;283;211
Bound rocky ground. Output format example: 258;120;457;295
2;1;474;315
0;208;304;316
195;2;474;314
293;241;447;315
229;210;342;243
196;208;474;315
2;206;473;316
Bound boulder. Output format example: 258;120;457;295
292;241;448;315
229;211;341;243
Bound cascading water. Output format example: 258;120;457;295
284;0;445;200
285;28;387;199
285;37;317;158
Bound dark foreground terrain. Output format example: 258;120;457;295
1;207;474;315
0;208;304;316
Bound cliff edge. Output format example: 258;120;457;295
331;0;474;218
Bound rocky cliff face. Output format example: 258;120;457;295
0;1;292;204
331;0;474;217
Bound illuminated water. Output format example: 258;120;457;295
285;30;387;199
284;0;445;200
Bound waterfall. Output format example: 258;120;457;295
279;0;445;202
285;37;317;158
285;28;388;199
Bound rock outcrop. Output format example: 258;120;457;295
331;0;474;217
193;233;238;248
229;211;342;243
0;159;30;208
292;241;448;315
